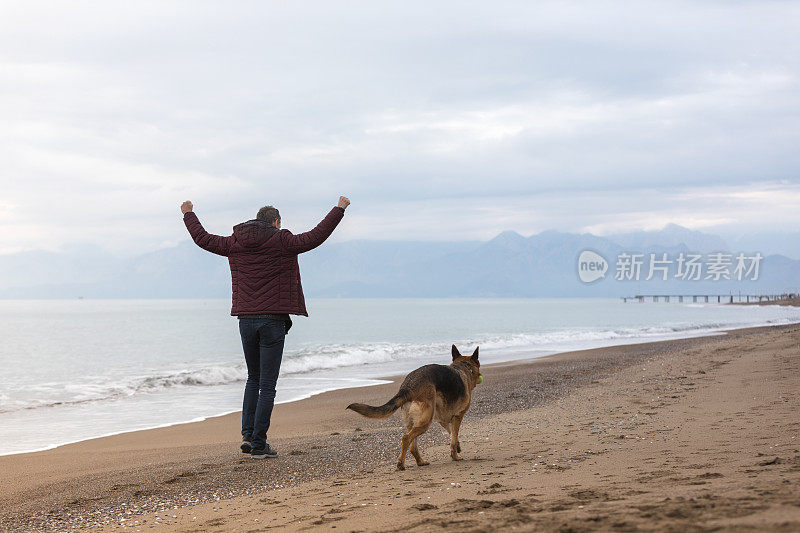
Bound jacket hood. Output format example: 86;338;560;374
233;219;279;248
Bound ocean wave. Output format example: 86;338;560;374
279;318;790;375
0;364;246;414
1;316;793;414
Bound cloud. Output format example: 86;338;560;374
0;0;798;255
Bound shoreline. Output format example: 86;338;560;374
2;322;799;531
2;316;798;458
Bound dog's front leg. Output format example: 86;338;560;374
449;415;464;461
442;421;461;453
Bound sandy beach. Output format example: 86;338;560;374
1;323;799;532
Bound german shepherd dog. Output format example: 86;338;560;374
346;345;481;470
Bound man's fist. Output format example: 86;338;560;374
337;196;350;209
181;200;193;214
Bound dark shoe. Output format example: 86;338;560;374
250;444;278;459
241;436;252;454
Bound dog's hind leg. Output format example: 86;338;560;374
449;415;464;461
403;408;429;467
397;402;433;471
410;439;429;467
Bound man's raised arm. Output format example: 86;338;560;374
280;196;350;254
181;200;233;257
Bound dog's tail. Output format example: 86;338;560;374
346;389;410;419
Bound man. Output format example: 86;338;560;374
181;196;350;458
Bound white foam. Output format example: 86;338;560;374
0;364;247;413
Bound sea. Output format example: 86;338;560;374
1;297;799;456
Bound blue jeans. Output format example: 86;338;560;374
239;317;288;449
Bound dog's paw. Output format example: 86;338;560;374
396;462;406;471
417;461;430;467
450;452;463;461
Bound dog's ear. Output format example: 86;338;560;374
451;344;461;360
471;346;479;363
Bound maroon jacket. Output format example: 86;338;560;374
183;207;344;316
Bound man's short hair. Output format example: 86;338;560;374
257;206;280;224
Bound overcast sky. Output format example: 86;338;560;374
1;0;799;256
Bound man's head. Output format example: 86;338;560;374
257;206;281;228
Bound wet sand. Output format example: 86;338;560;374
1;324;799;531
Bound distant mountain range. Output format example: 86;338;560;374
0;225;797;299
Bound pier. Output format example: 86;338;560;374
621;293;798;304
